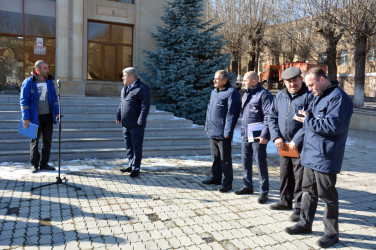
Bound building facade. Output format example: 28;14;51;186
0;0;170;96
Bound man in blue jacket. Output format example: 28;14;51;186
203;70;241;193
20;60;59;173
117;67;150;178
268;67;314;222
236;71;273;204
285;68;353;248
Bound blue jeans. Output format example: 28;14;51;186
241;139;269;194
122;126;145;170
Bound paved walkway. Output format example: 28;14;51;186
0;129;375;249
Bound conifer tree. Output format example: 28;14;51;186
141;0;231;124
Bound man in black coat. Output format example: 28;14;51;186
116;67;150;178
268;67;314;222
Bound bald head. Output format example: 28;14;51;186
243;71;259;90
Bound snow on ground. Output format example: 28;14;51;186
0;134;363;180
233;127;278;155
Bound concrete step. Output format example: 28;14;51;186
0;127;205;139
0;119;193;129
0;145;242;162
0;103;157;112
0;104;157;112
0;136;210;151
0;94;120;105
0;110;173;120
0;94;225;162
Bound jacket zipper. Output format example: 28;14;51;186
285;98;291;141
209;91;218;133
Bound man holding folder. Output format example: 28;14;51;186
237;71;273;204
268;67;314;221
20;60;59;173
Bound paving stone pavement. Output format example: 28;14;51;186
0;129;375;249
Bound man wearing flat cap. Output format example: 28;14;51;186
268;67;314;222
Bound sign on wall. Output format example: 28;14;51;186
34;38;46;55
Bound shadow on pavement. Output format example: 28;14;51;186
0;219;126;247
0;197;133;222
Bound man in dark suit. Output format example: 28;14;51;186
116;67;150;178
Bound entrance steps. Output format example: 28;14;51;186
0;94;241;162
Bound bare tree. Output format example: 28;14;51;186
269;0;315;65
303;0;345;81
207;0;247;77
336;0;376;106
244;0;274;72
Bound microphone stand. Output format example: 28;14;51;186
31;79;81;191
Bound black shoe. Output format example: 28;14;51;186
202;178;221;185
285;224;312;235
39;164;56;171
130;169;140;178
235;187;254;195
31;165;38;173
120;167;132;173
218;185;232;193
289;211;300;222
317;234;339;248
270;202;292;210
258;194;268;204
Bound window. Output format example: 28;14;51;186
339;50;348;66
304;27;309;37
24;0;56;36
0;0;56;83
87;21;133;81
319;53;327;64
368;47;376;61
0;0;23;34
107;0;134;3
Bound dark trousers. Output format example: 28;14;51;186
241;139;269;194
123;126;145;170
210;138;233;186
299;167;339;236
279;156;304;212
30;114;53;167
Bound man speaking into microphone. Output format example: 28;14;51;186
20;60;59;173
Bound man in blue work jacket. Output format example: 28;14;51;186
285;67;353;248
203;70;241;193
236;71;273;204
20;60;59;173
268;67;314;222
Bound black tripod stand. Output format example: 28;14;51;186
31;79;81;191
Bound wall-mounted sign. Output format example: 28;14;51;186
34;46;46;55
36;38;43;46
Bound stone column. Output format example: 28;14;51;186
55;0;69;81
72;0;84;81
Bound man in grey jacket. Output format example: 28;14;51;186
285;67;353;248
203;70;241;193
